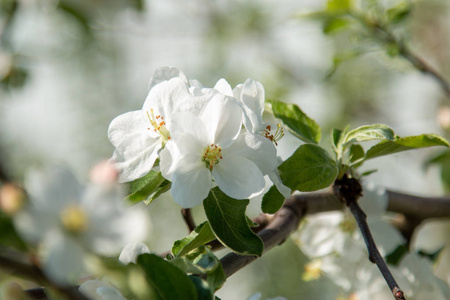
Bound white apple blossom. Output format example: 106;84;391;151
160;94;272;208
108;67;211;182
13;167;150;284
233;79;290;198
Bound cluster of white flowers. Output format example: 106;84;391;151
108;67;290;208
13;164;150;285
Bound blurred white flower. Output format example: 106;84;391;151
79;280;126;300
160;94;270;208
14;166;150;284
411;219;450;285
119;242;150;265
396;252;450;300
293;183;403;260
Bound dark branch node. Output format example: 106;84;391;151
334;174;363;205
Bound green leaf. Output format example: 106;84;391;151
261;185;285;214
172;222;216;257
365;134;450;160
279;144;338;191
349;144;365;168
203;188;264;256
137;253;197;300
189;276;213;300
343;124;395;145
126;170;170;204
267;100;321;144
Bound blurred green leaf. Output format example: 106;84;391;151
0;213;27;249
365;134;450;160
343;124;395;145
137;253;197;300
279;144;338;191
326;0;352;12
424;150;450;192
261;185;285;214
267;100;321;144
323;16;353;34
126;170;170;205
203;187;263;256
172;222;216;257
387;2;411;24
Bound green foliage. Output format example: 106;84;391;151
279;144;338;191
171;249;226;297
261;185;285;214
203;188;264;256
172;222;216;257
326;0;352;13
0;213;26;250
137;253;197;300
126;170;171;205
267;100;321;144
343;124;395;145
365;134;449;160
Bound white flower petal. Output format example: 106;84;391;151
108;111;155;147
234;78;265;133
199;95;242;148
148;66;188;90
142;77;191;126
171;155;212;208
212;155;265;199
111;141;161;182
226;133;277;175
42;234;87;285
169;112;209;155
213;78;233;96
119;242;150;265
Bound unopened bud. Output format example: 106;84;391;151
0;183;26;215
89;160;119;184
437;107;450;130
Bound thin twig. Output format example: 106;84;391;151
181;208;196;232
334;175;405;300
348;201;405;300
370;21;450;99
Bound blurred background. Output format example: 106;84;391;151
0;0;449;299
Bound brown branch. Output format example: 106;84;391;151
181;208;196;232
219;187;450;283
0;248;90;300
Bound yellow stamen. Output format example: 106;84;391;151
202;144;223;170
60;205;89;234
146;109;171;145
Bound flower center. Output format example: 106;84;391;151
202;144;223;171
263;124;284;146
60;205;89;234
146;109;171;145
338;215;357;234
